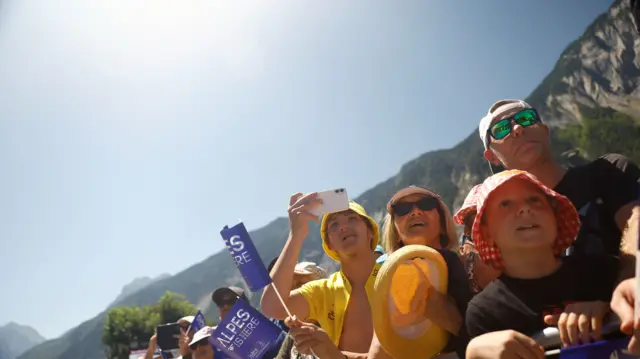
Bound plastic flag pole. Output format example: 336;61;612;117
271;281;318;358
271;282;294;318
236;219;317;357
635;184;640;322
185;311;195;334
246;214;292;318
268;266;320;358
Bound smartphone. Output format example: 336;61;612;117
156;323;181;351
308;188;350;217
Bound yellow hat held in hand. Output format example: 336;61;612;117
372;245;450;359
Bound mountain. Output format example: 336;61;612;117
111;273;172;305
0;338;13;359
18;1;640;359
0;323;45;359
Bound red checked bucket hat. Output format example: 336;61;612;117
453;184;481;226
470;170;580;270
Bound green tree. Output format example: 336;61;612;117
558;108;640;164
102;291;198;359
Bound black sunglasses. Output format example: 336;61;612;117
486;108;540;142
189;338;210;351
216;296;238;307
391;197;439;216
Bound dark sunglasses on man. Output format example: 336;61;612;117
216;296;238;308
486;108;540;142
391;196;440;216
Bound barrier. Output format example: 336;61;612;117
532;315;639;358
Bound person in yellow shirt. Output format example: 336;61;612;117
261;192;380;357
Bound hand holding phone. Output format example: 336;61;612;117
288;189;350;240
307;188;349;217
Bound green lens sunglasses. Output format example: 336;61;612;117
487;108;540;141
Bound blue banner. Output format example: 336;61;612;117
220;222;272;291
558;337;636;358
209;298;284;359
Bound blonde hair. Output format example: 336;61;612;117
381;197;459;254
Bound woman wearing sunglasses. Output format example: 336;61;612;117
380;186;459;256
365;186;472;358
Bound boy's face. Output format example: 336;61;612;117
325;210;372;257
481;179;557;252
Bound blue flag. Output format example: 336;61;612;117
220;222;272;291
191;310;207;333
209;298;284;359
557;337;633;358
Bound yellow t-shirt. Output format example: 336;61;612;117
297;263;381;346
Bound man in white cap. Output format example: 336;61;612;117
187;326;215;359
477;99;640;277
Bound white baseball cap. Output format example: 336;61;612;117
178;316;195;325
188;326;215;346
478;99;535;149
294;262;328;280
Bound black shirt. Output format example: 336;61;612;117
465;255;618;339
438;249;474;358
554;154;640;256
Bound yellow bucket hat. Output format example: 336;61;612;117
320;201;380;261
372;245;450;359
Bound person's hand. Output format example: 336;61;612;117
146;333;157;356
288;193;322;240
285;316;342;359
424;287;462;335
179;328;190;355
543;301;609;347
466;330;544;359
611;278;640;355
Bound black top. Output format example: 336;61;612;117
554;154;640;256
465;255;618;339
438;249;474;358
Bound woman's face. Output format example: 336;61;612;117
392;194;442;248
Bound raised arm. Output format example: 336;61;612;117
261;192;321;320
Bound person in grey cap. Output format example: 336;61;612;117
211;286;247;321
478;99;640;277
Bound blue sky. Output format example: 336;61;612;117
0;0;613;339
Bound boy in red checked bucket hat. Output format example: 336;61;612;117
462;170;620;351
